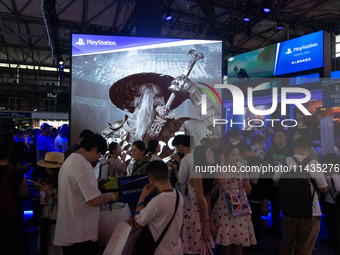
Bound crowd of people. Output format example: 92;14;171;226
1;123;340;255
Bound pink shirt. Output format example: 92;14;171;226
107;158;125;177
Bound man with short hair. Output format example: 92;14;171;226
273;137;327;255
292;129;319;161
12;129;23;142
54;124;69;153
264;130;294;166
172;135;193;195
54;134;115;255
228;129;241;145
134;160;184;255
251;134;265;160
36;123;55;162
64;129;94;160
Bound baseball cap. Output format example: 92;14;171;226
40;123;52;132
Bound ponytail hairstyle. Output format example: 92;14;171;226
108;142;118;156
147;140;159;159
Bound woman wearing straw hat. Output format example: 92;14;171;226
37;152;64;255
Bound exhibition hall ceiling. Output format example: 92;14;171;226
0;0;340;68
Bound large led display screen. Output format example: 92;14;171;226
71;34;223;159
227;45;276;81
274;31;323;76
228;31;324;83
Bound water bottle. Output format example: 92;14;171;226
40;191;47;205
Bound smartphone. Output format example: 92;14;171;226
98;178;110;186
27;180;43;187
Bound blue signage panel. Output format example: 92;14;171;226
322;82;340;108
118;175;154;204
274;31;323;76
72;34;187;56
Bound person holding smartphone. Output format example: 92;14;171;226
54;134;115;255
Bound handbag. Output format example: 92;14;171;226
329;177;340;208
200;240;213;255
225;179;252;217
133;190;180;255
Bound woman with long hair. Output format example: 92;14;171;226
8;141;31;172
37;152;64;255
107;142;127;177
147;140;161;161
130;141;149;176
182;144;216;254
213;145;256;255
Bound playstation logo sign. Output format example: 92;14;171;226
75;38;85;46
285;48;292;54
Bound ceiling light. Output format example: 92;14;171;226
165;11;172;21
59;60;63;65
263;0;271;13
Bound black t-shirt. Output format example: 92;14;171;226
264;144;294;166
0;165;24;199
64;143;80;160
246;155;264;202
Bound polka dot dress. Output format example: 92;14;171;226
212;175;257;247
182;184;215;254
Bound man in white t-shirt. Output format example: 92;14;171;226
54;124;69;153
134;160;184;255
172;135;193;188
171;135;193;212
273;137;327;255
54;134;115;255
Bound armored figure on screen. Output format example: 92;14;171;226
238;68;250;80
102;50;222;165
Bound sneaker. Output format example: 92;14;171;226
266;224;280;234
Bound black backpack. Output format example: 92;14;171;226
0;167;16;221
278;156;316;218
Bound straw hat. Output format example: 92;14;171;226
37;152;64;168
